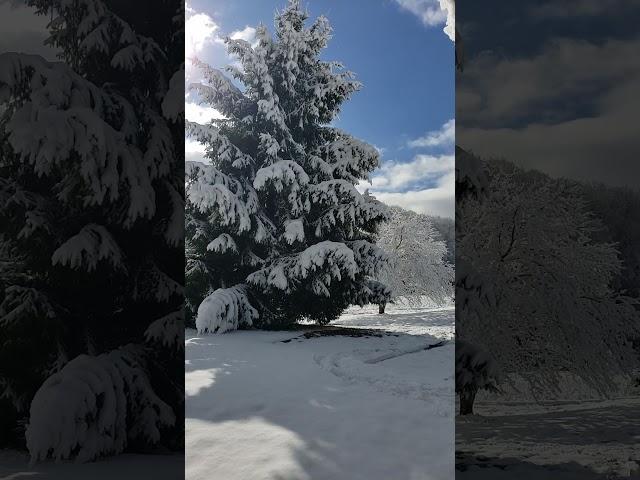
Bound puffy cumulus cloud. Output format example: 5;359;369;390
185;3;222;61
371;154;454;191
185;101;225;124
186;138;207;164
230;26;257;43
408;119;455;149
457;35;640;187
184;2;229;162
457;37;640;128
359;117;455;218
359;152;454;218
530;0;637;19
439;0;455;42
374;170;455;218
393;0;455;42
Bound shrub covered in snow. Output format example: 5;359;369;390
185;0;390;332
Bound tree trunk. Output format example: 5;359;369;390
378;302;386;314
459;388;477;415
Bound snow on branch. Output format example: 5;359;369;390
313;199;388;238
145;310;184;350
51;224;123;272
207;233;238;254
456;340;500;394
0;53;160;225
188;182;253;233
185;120;254;170
26;346;175;463
0;286;56;326
163;180;184;248
196;285;258;334
313;129;380;183
283;219;305;244
350;240;389;278
254;160;310;216
162;67;185;121
247;241;358;296
186;160;241;193
189;58;256;119
350;278;392;307
254;160;310;191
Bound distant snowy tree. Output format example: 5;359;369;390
185;0;390;333
457;155;640;398
429;214;455;265
0;0;183;459
376;206;453;308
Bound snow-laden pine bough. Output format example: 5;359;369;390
0;0;184;462
185;0;393;334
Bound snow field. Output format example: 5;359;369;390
186;307;455;480
457;397;640;478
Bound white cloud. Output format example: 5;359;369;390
393;0;446;26
393;0;455;42
185;101;225;124
185;4;222;61
530;0;636;19
457;37;640;127
184;2;227;165
230;26;257;43
457;36;640;187
408;119;455;148
439;0;455;42
374;170;455;218
360;121;455;217
186;138;207;164
372;144;387;156
361;153;455;217
371;154;454;191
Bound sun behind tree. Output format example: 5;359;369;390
186;0;391;333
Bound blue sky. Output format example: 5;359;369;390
186;0;455;217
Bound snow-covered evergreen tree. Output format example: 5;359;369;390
186;0;390;333
376;206;453;307
0;0;184;459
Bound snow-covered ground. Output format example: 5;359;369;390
186;305;454;480
0;450;183;479
457;397;640;479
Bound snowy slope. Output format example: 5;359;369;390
186;306;454;480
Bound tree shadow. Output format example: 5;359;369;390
455;400;640;479
456;451;634;479
456;403;640;446
185;329;455;480
0;450;184;480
